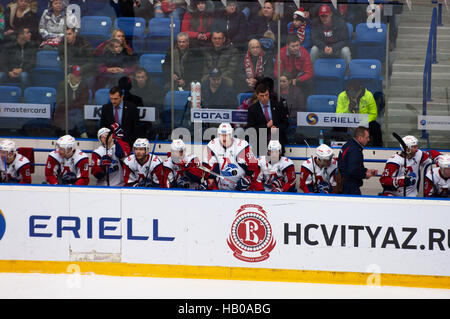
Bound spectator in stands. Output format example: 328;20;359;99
336;79;383;147
277;72;306;116
162;31;203;92
211;0;248;51
93;29;133;57
274;34;314;98
201;68;235;109
110;0;140;17
54;65;89;138
310;4;351;65
202;30;239;87
4;0;39;42
239;38;273;92
287;8;312;49
181;0;214;48
154;0;185;20
131;67;163;108
248;0;279;40
57;27;93;79
118;75;143;107
337;126;378;195
94;38;137;91
307;0;343;21
247;82;289;156
0;5;6;44
0;26;37;88
100;86;140;146
38;0;67;49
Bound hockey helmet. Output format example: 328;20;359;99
316;144;333;161
268;140;282;163
0;139;16;153
402;135;418;153
171;139;186;163
97;127;111;143
439;154;450;169
217;122;233;137
56;135;76;152
133;138;150;152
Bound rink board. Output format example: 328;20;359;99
0;185;449;289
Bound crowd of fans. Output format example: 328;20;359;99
0;0;401;146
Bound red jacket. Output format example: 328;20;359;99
181;11;213;40
274;46;314;83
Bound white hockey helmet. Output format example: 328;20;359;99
402;135;418;153
133;138;150;152
217;122;233;137
316;144;333;161
171;139;186;152
438;154;450;169
0;139;16;153
56;135;76;152
268;140;282;152
97;127;111;142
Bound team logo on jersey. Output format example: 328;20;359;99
0;209;6;240
227;204;276;263
306;113;318;125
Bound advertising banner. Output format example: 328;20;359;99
297;112;369;128
418;115;450;130
0;186;449;279
84;105;155;122
191;109;247;124
0;103;51;119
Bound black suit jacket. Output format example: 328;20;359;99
247;98;289;155
100;101;139;146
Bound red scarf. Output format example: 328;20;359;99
244;50;264;79
288;22;306;43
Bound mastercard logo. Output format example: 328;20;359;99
306;113;319;125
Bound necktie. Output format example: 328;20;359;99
264;105;270;122
114;105;119;123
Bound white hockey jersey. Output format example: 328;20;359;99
299;157;338;193
92;144;125;186
256;156;296;191
204;137;256;190
0;154;31;183
380;149;431;197
163;153;202;189
123;154;163;186
424;166;450;197
46;149;90;185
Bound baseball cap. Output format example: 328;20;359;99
319;4;332;16
293;9;306;20
71;65;81;77
209;68;222;77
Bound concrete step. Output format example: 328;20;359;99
390;71;450;86
392;62;450;72
398;26;450;36
396;38;450;49
388;85;449;99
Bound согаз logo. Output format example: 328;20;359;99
0;209;6;240
227;204;276;262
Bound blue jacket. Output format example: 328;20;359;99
337;138;367;187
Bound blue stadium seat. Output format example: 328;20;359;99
139;53;165;74
306;95;338;113
24;87;57;114
162;91;191;128
348;59;383;94
79;16;112;48
94;88;111;105
313;58;347;95
114;17;146;38
355;23;387;62
85;0;116;19
147;18;180;53
35;50;61;69
0;86;22;103
30;69;64;89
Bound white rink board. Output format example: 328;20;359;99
0;185;449;277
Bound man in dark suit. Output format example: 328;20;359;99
100;86;140;146
247;82;289;156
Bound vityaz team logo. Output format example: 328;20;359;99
227;204;276;262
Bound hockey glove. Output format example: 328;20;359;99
110;123;124;139
101;155;112;168
61;172;77;185
236;176;251;191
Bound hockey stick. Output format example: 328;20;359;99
392;132;407;197
104;129;114;187
144;134;159;182
198;165;237;186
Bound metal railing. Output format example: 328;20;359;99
422;7;438;145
